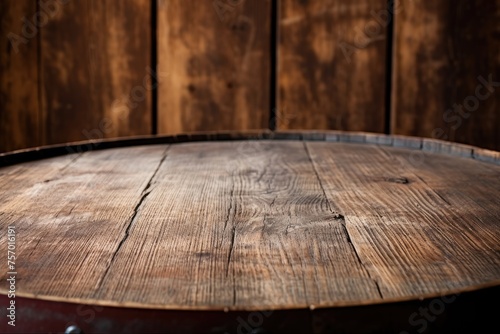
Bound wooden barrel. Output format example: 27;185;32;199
1;131;499;334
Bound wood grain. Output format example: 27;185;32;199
95;141;380;309
392;0;500;150
0;137;498;311
41;0;152;145
379;144;500;240
307;142;500;298
278;0;388;131
157;0;271;134
0;0;39;152
0;146;168;300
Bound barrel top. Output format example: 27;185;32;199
0;131;499;311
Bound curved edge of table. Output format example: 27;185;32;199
1;285;499;333
1;279;499;312
1;130;499;168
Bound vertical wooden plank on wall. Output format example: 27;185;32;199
157;0;271;134
0;0;39;152
392;0;500;150
278;0;388;132
41;0;152;145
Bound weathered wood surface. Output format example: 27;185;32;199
307;143;500;298
157;0;271;134
392;0;500;151
41;0;152;145
0;134;499;311
0;0;40;152
278;0;388;131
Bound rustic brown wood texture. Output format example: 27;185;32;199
41;0;152;145
392;0;500;151
277;0;388;131
1;135;498;310
0;0;40;152
157;0;271;134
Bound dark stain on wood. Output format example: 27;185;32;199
386;177;409;184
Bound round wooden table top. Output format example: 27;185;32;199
0;132;499;314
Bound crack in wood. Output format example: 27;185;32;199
222;167;237;305
226;225;237;306
303;141;384;299
94;146;170;293
230;226;238;306
339;219;383;298
220;170;235;250
226;226;236;277
222;177;235;242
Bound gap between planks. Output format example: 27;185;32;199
95;145;171;292
303;141;384;299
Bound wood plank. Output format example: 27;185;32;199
379;145;500;231
95;141;380;309
392;0;500;150
0;0;39;152
278;0;388;131
157;0;271;133
307;142;500;298
0;146;168;300
41;0;152;145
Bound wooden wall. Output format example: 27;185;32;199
1;0;40;152
157;0;271;133
41;0;152;144
1;0;499;153
392;0;500;150
278;0;388;132
1;0;152;152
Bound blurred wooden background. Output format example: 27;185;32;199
1;0;499;153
